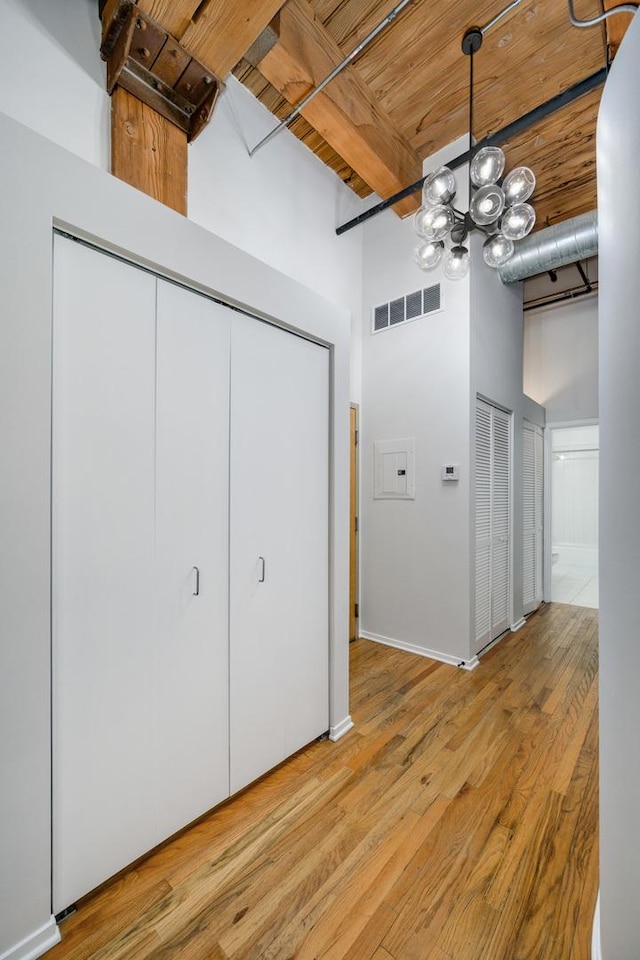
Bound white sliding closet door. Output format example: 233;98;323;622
154;281;230;837
522;421;544;615
229;315;329;793
52;237;158;912
474;399;512;653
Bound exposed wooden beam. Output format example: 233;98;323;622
603;0;635;59
254;0;422;217
136;0;202;40
111;86;188;214
104;1;288;216
180;1;289;78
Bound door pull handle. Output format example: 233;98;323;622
193;566;200;596
258;556;266;583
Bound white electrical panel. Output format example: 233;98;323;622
374;438;415;499
442;464;460;481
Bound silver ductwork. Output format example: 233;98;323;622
498;210;598;283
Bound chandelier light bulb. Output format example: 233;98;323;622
444;245;470;281
422;166;456;206
470;184;505;226
414;203;454;241
470;146;506;187
501;202;536;240
413;240;444;271
503;166;536;205
483;234;515;268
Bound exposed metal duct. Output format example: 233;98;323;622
497;210;598;283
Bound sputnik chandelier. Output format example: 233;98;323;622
413;27;536;280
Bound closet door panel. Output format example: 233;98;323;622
534;428;544;606
474;399;512;654
491;407;511;636
155;282;231;836
474;403;492;650
522;424;536;610
229;316;329;793
523;421;543;615
52;237;158;913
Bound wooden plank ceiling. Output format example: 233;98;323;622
109;0;635;228
229;0;634;230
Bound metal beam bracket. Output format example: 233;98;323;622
100;1;223;142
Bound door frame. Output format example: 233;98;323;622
350;404;360;641
543;418;599;603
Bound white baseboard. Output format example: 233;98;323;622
0;917;60;960
329;715;354;741
360;631;478;670
511;617;527;632
591;893;601;960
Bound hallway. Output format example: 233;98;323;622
48;602;598;960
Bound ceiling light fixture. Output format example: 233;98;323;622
414;26;537;280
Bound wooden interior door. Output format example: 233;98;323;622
350;405;359;641
229;314;329;794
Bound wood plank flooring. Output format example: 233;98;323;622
48;602;598;960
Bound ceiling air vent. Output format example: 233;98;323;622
371;283;442;334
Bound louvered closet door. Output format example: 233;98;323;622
475;404;492;649
229;314;329;794
474;399;512;653
154;281;231;838
491;407;511;636
52;237;158;912
523;422;544;615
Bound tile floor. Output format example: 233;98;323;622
551;559;599;608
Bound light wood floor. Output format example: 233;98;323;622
49;602;598;960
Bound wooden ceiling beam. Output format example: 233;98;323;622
180;1;289;79
254;0;422;217
136;0;203;40
603;0;635;60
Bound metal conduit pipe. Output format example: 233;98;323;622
249;0;416;156
497;210;598;283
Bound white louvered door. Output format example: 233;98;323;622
523;421;544;615
475;404;492;648
474;399;512;653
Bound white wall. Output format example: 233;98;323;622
0;0;110;168
597;11;640;958
523;295;598;422
190;78;364;399
360;207;473;663
359;187;544;665
0;0;364;401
